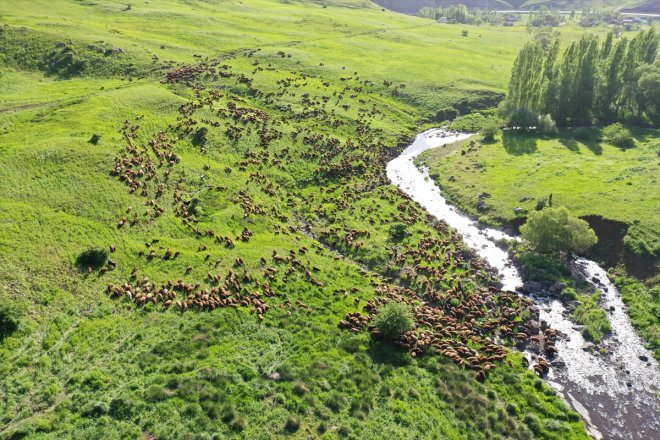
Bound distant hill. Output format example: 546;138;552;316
518;0;650;11
619;1;660;15
372;0;511;15
371;0;641;14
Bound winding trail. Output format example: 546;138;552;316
387;128;660;440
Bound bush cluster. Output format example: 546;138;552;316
373;302;414;340
603;123;635;149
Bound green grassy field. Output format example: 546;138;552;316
612;274;660;359
0;0;616;438
418;128;659;264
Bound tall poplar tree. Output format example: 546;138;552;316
503;28;658;127
541;39;561;116
573;34;599;125
556;42;578;125
601;37;627;120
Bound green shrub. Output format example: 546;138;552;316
450;113;501;133
338;425;353;436
324;391;348;412
88;134;101;145
517;250;571;282
285;415;300;432
535;197;546;211
221;404;237;423
603;123;634;149
544;419;569;433
573;127;592;141
508;107;538;129
83;401;110;417
276;363;297;381
372;302;414;340
230;416;246;432
573;294;612;344
351;409;367;420
537;114;557;134
524;412;542;435
108;397;136;420
292;381;310;396
435;107;459;121
144;385;169;402
481;121;499;142
81;370;109;391
192;127;208;146
389;222;409;241
521;207;597;253
204;402;223;419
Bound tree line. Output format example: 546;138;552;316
526;7;563;28
419;4;504;26
502;28;659;127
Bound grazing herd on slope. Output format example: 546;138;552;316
101;49;554;381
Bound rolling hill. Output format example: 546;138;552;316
372;0;643;13
0;0;615;438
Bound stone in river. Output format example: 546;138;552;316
551;357;566;368
522;281;543;293
552;281;567;291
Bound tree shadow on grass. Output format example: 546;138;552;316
502;131;537;155
558;137;580;152
480;137;499;145
367;340;411;366
0;307;20;343
75;248;108;272
628;126;654;144
558;129;603;155
583;139;603;155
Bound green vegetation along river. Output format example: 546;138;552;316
389;129;660;440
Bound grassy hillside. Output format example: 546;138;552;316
418;128;659;273
0;0;596;438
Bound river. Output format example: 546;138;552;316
386;129;660;440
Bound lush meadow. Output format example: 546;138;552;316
0;0;617;438
418;128;659;258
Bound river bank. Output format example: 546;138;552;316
387;129;660;440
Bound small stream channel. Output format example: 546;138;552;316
386;129;660;440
